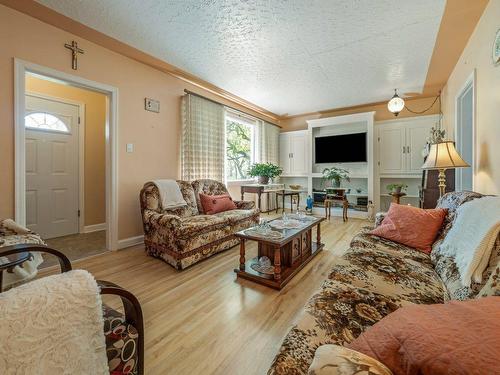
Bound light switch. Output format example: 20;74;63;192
126;143;134;153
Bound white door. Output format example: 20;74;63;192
25;94;80;239
279;134;291;175
456;81;474;191
378;126;405;174
290;134;307;175
406;124;432;174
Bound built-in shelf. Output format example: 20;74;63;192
311;172;368;179
380;194;419;199
281;175;308;178
380;174;422;179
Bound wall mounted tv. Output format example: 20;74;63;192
315;132;367;163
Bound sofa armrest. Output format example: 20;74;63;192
142;210;181;231
234;200;256;210
374;212;387;227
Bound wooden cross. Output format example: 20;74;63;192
64;40;84;70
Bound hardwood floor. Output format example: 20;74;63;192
58;216;366;375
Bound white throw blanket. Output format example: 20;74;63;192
152;179;187;210
0;270;109;375
439;196;500;286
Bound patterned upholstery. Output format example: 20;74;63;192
103;306;139;375
269;191;499;375
140;179;259;270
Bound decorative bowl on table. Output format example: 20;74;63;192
270;219;302;230
289;184;301;190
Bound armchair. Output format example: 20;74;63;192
0;244;144;375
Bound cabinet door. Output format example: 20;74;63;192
279;134;291;175
290;134;307;175
406;123;432;174
378;126;405;174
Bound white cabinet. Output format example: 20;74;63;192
377;116;437;175
279;131;308;176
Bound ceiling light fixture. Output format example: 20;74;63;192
387;89;405;116
387;89;441;117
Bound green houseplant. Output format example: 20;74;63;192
248;163;283;185
386;183;408;194
322;167;350;188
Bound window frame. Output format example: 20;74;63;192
224;110;257;183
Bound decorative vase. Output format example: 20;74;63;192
258;176;269;185
393;186;402;194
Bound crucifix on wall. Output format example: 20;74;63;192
64;40;84;70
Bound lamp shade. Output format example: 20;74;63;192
422;141;470;170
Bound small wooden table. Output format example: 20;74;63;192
324;189;349;222
234;216;325;290
275;190;302;213
240;184;284;213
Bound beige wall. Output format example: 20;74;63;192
0;5;275;241
26;75;106;226
441;0;500;195
280;96;441;132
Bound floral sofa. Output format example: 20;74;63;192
140;179;259;270
268;191;500;374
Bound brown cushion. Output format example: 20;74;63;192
347;297;500;375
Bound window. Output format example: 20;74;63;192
25;112;69;133
225;112;256;181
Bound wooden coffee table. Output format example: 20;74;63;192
234;216;325;290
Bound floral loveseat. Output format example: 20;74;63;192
268;191;499;374
140;179;259;270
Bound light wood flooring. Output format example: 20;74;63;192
52;216;366;375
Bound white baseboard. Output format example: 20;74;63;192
117;235;144;249
83;223;106;233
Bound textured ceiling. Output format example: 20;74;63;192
36;0;446;116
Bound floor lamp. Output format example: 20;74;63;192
422;141;470;197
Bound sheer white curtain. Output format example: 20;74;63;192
257;120;280;164
181;94;225;181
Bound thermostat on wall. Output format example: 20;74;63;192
145;98;160;113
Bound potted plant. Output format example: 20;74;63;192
248;163;283;185
386;183;408;194
322;167;350;189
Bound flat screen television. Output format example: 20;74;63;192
315;132;367;163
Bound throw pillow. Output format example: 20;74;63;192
199;193;237;215
347;297;500;375
308;344;393;375
369;204;446;253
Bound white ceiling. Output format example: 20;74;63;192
37;0;446;116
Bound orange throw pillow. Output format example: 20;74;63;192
199;193;237;215
347;297;500;375
370;203;446;253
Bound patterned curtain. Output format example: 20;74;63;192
181;94;225;181
257;120;280;164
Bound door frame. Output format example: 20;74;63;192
15;59;119;250
454;69;476;191
25;91;86;234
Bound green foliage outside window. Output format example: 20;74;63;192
226;120;252;180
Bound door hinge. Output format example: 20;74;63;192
78;209;81;217
378;161;380;166
78;117;81;124
377;137;380;142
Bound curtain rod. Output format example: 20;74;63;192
183;89;281;128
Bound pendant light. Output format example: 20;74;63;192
387;89;405;116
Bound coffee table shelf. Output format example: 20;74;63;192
234;217;325;290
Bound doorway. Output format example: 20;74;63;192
14;59;118;261
455;72;475;191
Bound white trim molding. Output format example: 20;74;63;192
117;235;144;250
14;58;119;250
83;223;107;233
